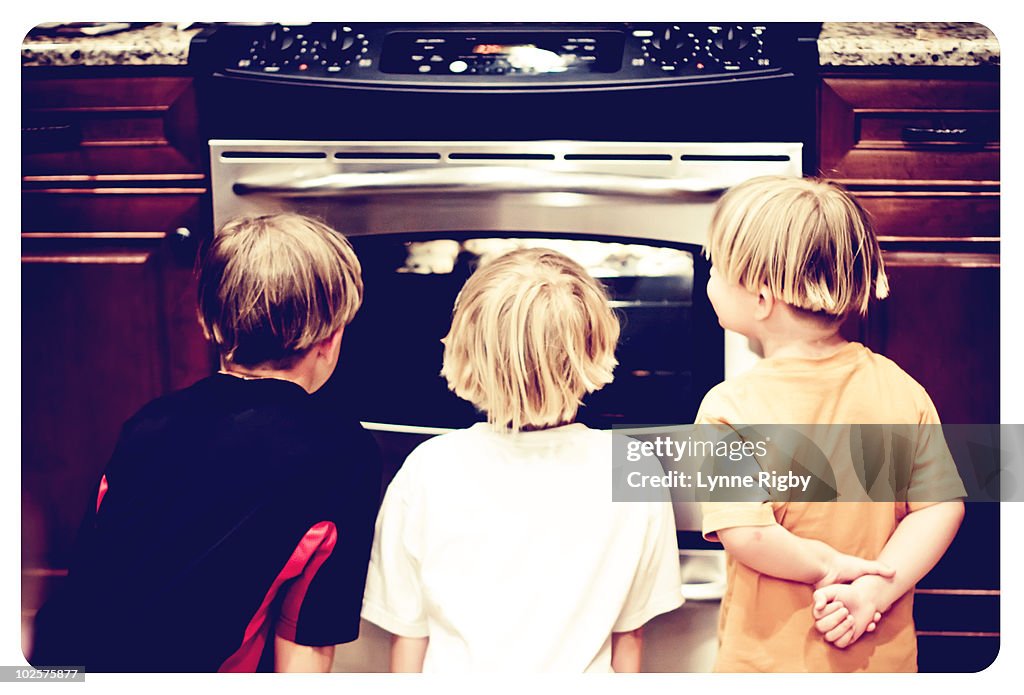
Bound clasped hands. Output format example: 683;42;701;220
810;553;896;650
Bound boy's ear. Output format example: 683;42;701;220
754;286;774;321
316;326;345;356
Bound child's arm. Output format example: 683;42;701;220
274;635;335;672
390;635;428;673
718;523;895;587
361;459;431;670
863;499;966;609
812;499;964;647
610;628;643;673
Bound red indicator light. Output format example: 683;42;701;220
298;63;308;71
696;62;705;69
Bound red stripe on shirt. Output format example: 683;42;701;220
217;521;338;673
96;475;109;513
276;522;338;642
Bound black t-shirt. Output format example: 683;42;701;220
31;373;382;672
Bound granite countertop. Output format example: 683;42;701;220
21;23;203;67
21;21;1000;68
819;22;999;67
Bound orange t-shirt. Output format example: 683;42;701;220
697;341;966;673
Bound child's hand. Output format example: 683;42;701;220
811;582;884;649
815;550;895;590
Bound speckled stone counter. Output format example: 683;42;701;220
21;23;203;67
819;22;999;67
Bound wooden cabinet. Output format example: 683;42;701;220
22;76;203;176
819;76;999;184
21;72;215;622
860;252;999;424
820;69;999;672
820;72;1000;424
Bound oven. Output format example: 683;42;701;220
191;22;819;671
192;20;817;426
192;20;817;500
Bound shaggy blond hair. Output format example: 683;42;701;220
707;175;889;317
197;213;363;368
441;248;620;432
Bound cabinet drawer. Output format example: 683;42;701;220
22;76;203;177
854;191;999;240
22;189;205;233
820;77;999;183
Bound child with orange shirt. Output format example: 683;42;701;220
697;176;966;672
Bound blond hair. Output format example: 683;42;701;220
197;213;363;368
441;248;620;432
707;175;889;317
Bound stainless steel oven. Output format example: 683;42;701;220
192;20;819;672
193;18;817;494
194;20;817;470
194;27;820;671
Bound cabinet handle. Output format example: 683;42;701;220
901;126;985;144
22;123;82;153
170;226;198;266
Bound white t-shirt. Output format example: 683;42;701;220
361;422;683;673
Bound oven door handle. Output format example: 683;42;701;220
231;166;732;200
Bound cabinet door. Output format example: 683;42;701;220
21;188;213;392
863;252;999;425
21;237;214;615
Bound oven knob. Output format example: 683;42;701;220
646;25;702;66
248;25;300;69
706;25;762;65
265;25;296;56
318;25;368;68
325;27;356;54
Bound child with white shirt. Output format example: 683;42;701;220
361;247;683;672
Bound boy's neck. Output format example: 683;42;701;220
219;359;319;394
759;333;849;361
519;419;575;432
754;305;849;360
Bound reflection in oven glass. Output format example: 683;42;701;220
324;236;722;430
399;238;694;278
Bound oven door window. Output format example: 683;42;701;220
322;235;722;430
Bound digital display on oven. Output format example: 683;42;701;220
471;44;511;55
380;31;625;76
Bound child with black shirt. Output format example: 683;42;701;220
31;213;381;672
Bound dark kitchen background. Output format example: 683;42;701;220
21;21;1000;672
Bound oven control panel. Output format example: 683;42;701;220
194;23;817;86
379;30;626;76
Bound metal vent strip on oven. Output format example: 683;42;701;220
220;151;328;159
